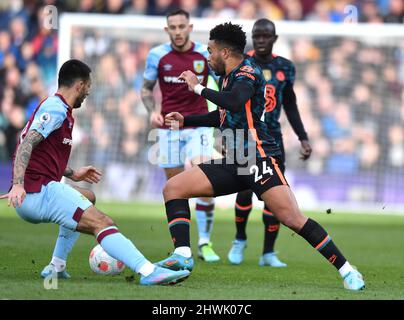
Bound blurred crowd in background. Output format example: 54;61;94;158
0;0;403;200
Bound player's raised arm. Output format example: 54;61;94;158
179;70;254;112
6;130;44;207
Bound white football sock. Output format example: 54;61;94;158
51;256;66;272
137;261;156;277
198;237;210;246
339;261;355;278
174;246;192;258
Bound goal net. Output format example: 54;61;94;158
59;14;404;213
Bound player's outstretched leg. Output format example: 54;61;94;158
41;187;96;279
195;198;220;262
156;166;215;271
260;185;365;291
228;190;253;265
259;206;287;268
77;206;190;286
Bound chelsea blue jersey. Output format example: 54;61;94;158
247;52;295;140
218;58;281;160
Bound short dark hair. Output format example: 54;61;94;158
58;59;91;88
166;9;190;20
253;18;276;34
209;22;246;54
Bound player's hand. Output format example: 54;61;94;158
71;166;102;183
165;112;184;129
178;70;199;91
0;184;26;208
150;111;164;128
299;140;312;161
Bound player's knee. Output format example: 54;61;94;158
163;178;184;200
279;211;304;232
90;207;115;230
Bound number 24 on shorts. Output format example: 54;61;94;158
249;161;273;183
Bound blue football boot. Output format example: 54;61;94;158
258;252;287;267
227;239;247;265
140;266;190;286
155;253;194;271
40;264;71;279
343;269;365;291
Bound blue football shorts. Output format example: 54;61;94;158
15;181;93;231
157;127;214;168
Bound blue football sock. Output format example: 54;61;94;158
97;227;149;273
195;198;215;245
52;226;80;261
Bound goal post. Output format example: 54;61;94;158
58;13;404;213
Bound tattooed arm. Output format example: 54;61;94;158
0;130;44;207
141;79;163;128
13;130;44;185
141;79;157;113
64;167;75;179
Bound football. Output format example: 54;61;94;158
89;244;125;275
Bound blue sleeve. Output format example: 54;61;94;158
143;49;160;81
30;101;67;138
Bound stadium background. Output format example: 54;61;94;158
0;0;403;212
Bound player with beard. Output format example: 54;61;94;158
228;19;312;267
1;59;190;286
156;22;364;291
142;9;220;262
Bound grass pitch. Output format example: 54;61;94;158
0;201;403;300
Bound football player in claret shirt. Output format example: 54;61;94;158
158;22;364;291
1;59;190;286
141;9;219;262
228;19;312;267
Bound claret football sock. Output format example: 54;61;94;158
298;218;347;270
96;226;150;274
166;199;191;248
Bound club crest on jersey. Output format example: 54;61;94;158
263;69;272;81
39;113;51;124
193;60;205;73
